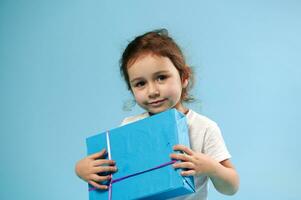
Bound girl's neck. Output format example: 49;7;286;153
174;102;189;115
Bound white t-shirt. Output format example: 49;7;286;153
121;109;231;200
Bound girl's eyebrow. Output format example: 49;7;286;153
153;70;169;75
130;77;143;83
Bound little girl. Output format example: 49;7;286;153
75;29;239;199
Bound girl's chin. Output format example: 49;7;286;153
147;107;171;115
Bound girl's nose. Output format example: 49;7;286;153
148;83;160;98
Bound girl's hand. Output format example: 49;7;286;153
169;144;216;177
75;149;117;190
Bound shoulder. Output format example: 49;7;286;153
186;109;219;130
120;112;150;126
187;109;231;161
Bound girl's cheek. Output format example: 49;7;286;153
165;84;180;96
132;90;145;102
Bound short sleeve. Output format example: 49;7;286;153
120;118;128;126
203;124;231;162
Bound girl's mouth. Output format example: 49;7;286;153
148;98;167;106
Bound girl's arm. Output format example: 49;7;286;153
170;145;239;195
208;159;239;195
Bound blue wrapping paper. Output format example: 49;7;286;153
86;109;195;200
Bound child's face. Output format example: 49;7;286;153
127;53;188;114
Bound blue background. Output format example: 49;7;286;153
1;1;300;199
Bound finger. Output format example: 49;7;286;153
181;170;196;176
173;145;194;155
93;159;116;167
88;149;107;159
170;153;191;162
88;180;108;190
90;174;112;182
173;162;195;169
93;166;118;174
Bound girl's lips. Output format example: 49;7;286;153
149;98;167;106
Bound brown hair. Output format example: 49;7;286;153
120;29;194;102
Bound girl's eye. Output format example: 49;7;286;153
135;81;145;88
157;75;167;82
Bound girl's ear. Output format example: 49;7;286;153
182;78;189;89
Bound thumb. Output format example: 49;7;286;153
88;148;107;159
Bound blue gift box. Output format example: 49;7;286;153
86;109;195;200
